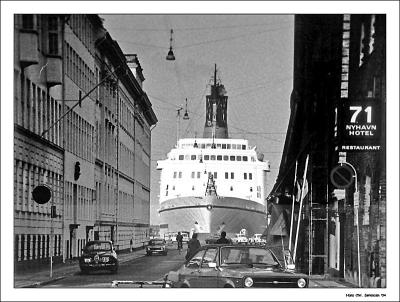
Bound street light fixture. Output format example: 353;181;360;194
166;29;175;61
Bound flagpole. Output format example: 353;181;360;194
293;154;309;263
289;160;298;252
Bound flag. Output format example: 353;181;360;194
295;178;309;202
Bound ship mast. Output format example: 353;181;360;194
203;64;229;139
211;64;217;148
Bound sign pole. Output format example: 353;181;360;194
293;154;309;263
289;160;298;252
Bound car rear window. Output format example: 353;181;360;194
85;242;112;251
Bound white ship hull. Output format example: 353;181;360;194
159;195;267;238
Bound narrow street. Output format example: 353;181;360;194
42;244;185;288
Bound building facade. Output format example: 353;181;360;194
267;14;386;288
14;14;157;270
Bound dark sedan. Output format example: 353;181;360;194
146;238;168;256
165;244;308;288
79;240;118;274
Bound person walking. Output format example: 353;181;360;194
186;233;201;260
176;232;183;254
216;231;231;244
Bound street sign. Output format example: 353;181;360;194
330;164;355;189
337;98;382;151
32;185;52;204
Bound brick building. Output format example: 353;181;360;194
14;14;157;270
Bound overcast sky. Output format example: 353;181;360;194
102;14;294;224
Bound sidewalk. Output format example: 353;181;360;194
14;248;147;288
309;274;358;288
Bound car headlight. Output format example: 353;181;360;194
244;277;253;287
84;258;91;263
297;278;306;288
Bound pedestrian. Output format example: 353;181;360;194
176;232;183;252
216;231;231;244
186;233;201;260
130;238;133;252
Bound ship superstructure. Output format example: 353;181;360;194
157;65;270;238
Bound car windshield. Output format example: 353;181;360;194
220;247;278;266
149;240;164;245
85;242;112;252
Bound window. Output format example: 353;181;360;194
48;16;59;55
225;172;228;179
172;186;175;190
179;155;184;160
223;155;229;161
249;173;252;180
200;144;205;149
173;172;177;178
185;155;190;160
250;187;253;192
242;145;246;150
217;155;222;161
214;172;217;179
204;155;209;161
217;144;221;149
191;155;196;160
243;156;248;162
22;15;34;30
230;186;233;191
222;144;226;149
210;155;216;160
231;172;234;179
232;144;237;150
230;156;235;161
201;248;218;267
192;186;195;191
244;173;247;180
227;144;231;149
178;172;182;178
191;172;195;178
237;156;242;161
197;172;201;178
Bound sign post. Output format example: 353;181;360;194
32;185;53;278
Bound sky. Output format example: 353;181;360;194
101;14;295;225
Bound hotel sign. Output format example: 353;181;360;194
338;98;382;151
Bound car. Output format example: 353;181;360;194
165;244;308;288
181;232;189;243
79;240;118;274
231;233;248;244
248;234;266;245
146;238;168;256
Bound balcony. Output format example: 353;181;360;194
19;30;39;68
45;55;62;87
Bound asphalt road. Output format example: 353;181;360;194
43;244;186;288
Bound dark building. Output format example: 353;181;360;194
267;14;386;288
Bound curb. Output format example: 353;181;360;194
17;253;146;288
21;276;67;288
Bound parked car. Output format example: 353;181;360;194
231;233;248;244
165;244;308;288
79;240;118;274
248;234;266;245
146;238;168;256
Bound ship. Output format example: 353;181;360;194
157;65;270;241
